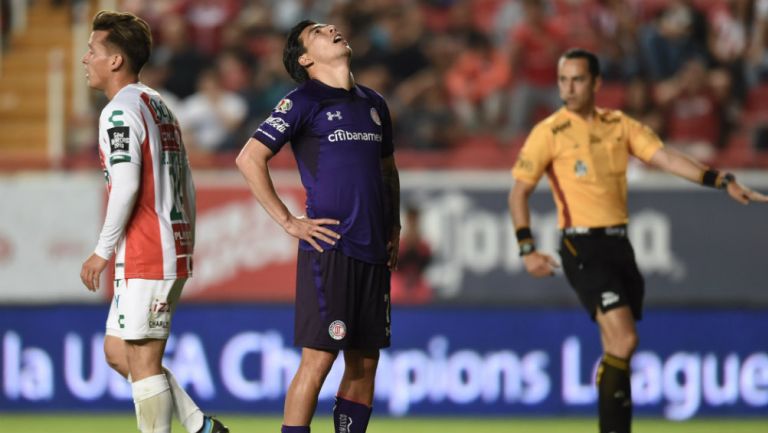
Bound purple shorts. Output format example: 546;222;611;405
294;249;391;350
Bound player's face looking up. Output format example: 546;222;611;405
557;57;601;117
298;23;351;69
82;30;116;91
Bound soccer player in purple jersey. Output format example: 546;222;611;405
236;20;401;433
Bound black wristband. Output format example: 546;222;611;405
516;227;536;256
702;169;720;188
516;227;533;243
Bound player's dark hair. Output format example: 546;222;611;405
92;10;152;75
561;48;601;78
283;20;316;83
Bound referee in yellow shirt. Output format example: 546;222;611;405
509;48;767;433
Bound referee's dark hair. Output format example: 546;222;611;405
284;20;316;84
561;48;601;78
92;10;152;75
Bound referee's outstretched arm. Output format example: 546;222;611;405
648;147;768;205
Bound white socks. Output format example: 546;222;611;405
164;367;205;433
132;374;173;433
128;369;205;433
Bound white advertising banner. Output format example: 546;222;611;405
1;170;767;305
0;173;103;303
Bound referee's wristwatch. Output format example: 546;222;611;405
519;242;536;257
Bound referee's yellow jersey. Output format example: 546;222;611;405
512;107;664;229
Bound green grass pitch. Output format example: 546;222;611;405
2;414;766;433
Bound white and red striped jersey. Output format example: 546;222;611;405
96;83;195;280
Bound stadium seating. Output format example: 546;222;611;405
0;2;73;169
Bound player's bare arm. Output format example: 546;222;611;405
648;147;768;204
509;179;559;278
236;137;341;252
382;155;401;270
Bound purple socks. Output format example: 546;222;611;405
333;396;372;433
281;426;310;433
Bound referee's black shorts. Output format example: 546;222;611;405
294;248;391;351
558;227;645;321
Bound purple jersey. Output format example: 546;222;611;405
252;79;394;264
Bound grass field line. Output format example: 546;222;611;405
2;414;767;433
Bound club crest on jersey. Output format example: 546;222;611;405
329;320;347;341
370;107;381;126
275;98;293;114
574;160;588;177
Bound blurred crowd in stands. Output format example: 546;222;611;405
44;0;768;167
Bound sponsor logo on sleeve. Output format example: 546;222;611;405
108;110;125;127
264;116;290;133
275;98;293;114
107;126;131;164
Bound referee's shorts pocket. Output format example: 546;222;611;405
559;236;585;271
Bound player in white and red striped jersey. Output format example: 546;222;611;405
95;82;195;280
79;10;227;433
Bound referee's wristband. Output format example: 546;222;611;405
516;227;536;256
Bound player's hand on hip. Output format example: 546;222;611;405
523;252;559;278
80;253;109;292
284;215;341;252
727;182;768;204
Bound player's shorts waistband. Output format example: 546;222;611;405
562;224;627;237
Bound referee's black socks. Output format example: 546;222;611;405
597;353;632;433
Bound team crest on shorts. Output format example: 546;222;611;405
275;98;293;114
370;107;381;126
329;320;347;340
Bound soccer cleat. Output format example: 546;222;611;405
197;415;230;433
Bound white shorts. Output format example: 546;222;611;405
106;278;186;340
